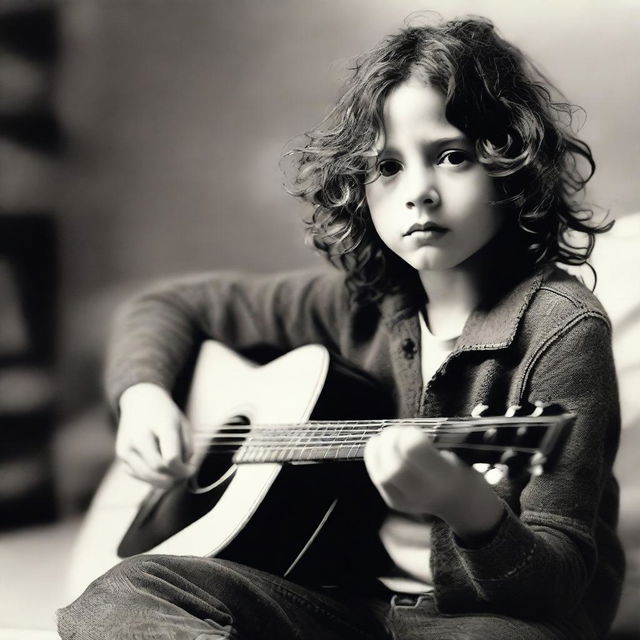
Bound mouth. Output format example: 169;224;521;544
403;222;448;236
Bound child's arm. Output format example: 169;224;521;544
105;269;348;484
366;313;619;618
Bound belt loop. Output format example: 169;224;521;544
391;593;429;608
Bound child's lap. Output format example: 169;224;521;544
59;554;569;640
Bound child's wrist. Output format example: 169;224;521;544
443;492;505;546
119;382;170;411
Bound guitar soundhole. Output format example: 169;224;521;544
193;415;251;491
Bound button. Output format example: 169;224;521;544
401;338;417;359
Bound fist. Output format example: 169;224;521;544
364;426;504;540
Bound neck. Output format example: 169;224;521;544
418;269;480;338
418;231;524;338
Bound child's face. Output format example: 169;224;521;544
365;78;502;274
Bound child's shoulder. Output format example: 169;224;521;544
519;265;612;340
533;265;610;321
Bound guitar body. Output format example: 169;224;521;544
67;341;392;599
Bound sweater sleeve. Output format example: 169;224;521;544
104;268;350;412
450;312;621;617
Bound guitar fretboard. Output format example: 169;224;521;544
222;415;573;466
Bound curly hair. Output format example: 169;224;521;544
286;15;612;304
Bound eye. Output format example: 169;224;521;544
378;159;402;177
439;150;471;167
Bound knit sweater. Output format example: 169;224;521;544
105;264;624;639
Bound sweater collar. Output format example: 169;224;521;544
379;266;548;351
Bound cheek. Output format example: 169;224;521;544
364;185;387;231
452;175;499;226
467;207;503;245
364;183;380;215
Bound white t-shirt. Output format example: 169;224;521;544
378;312;458;593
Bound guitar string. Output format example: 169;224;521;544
202;441;541;455
189;418;554;441
195;435;544;450
191;430;550;450
197;434;544;449
191;426;550;450
194;427;542;440
183;417;559;459
190;416;555;430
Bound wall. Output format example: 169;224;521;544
47;0;640;430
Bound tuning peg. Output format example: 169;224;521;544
504;405;522;417
503;405;530;437
530;451;547;466
482;427;498;442
529;463;545;477
527;451;547;477
500;447;517;465
530;401;546;417
471;403;490;418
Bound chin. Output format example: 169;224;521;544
404;252;455;272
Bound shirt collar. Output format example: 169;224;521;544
379;266;548;352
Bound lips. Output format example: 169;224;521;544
403;222;448;236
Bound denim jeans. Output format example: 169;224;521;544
57;554;566;640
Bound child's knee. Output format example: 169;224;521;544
110;553;173;585
57;556;165;637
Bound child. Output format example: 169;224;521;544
58;15;624;640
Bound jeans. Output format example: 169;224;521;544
57;554;566;640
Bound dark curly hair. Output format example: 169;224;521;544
286;15;612;304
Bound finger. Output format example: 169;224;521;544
156;421;182;464
397;427;463;474
121;448;175;488
364;435;403;508
364;429;398;482
134;429;174;475
366;427;422;481
365;430;423;510
396;426;439;463
157;420;193;477
438;449;464;467
178;417;195;464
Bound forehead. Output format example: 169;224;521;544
378;78;464;147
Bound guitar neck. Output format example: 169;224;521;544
229;415;572;466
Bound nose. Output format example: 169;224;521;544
403;168;440;210
405;188;440;210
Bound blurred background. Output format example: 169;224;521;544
1;0;639;635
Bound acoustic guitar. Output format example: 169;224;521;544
66;340;573;598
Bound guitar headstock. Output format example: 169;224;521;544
434;402;574;481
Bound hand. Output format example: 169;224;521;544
115;382;196;488
364;426;505;542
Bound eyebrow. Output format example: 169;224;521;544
432;135;471;148
374;135;471;156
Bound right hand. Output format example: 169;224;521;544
115;382;196;488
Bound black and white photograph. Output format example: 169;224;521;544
1;0;639;638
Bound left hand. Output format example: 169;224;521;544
364;425;505;541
